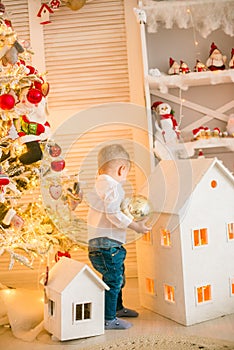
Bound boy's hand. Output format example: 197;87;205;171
128;218;152;234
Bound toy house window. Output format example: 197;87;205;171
75;303;92;321
230;278;234;296
48;299;55;317
227;223;234;240
146;278;155;295
210;180;217;188
193;228;208;246
196;284;212;304
164;284;175;303
161;229;171;247
142;230;152;242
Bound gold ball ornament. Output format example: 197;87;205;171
64;0;86;11
121;195;153;221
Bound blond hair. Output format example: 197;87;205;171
98;144;130;172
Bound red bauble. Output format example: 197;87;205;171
49;143;62;157
55;251;71;262
51;158;65;172
27;88;43;104
0;94;15;110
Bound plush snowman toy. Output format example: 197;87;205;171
152;101;180;144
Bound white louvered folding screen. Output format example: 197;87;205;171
43;0;130;111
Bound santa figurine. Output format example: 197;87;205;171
206;42;226;71
152;101;180;144
168;57;180;75
194;59;208;72
229;48;234;69
179;60;190;74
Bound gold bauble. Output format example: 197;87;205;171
121;195;153;221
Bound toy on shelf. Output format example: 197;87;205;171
194;59;208;72
206;42;227;71
168;57;180;75
179;60;190;74
226;114;234;137
229;48;234;69
152;101;181;144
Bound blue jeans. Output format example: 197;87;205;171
88;237;126;320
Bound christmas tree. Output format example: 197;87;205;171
0;2;84;270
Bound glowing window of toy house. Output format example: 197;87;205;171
193;228;208;246
75;302;92;321
48;299;55;317
196;285;211;303
164;284;175;303
146;278;155;294
142;230;151;242
161;228;171;246
210;180;217;188
231;278;234;295
227;223;234;240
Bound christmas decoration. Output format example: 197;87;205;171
51;157;66;172
229;48;234;69
206;42;227;71
49;0;61;9
194;59;208;72
121;195;153;222
168;57;180;75
0;7;85;269
63;0;87;11
226;114;234;137
37;3;54;25
152;101;181;143
179;60;190;74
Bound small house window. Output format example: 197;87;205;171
210;180;217;188
164;284;175;303
161;228;171;247
227;223;234;240
142;230;151;242
193;228;208;246
196;284;212;304
48;299;55;317
230;278;234;296
74;303;92;322
146;278;155;295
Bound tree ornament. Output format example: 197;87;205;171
64;0;86;11
26;65;38;75
206;42;227;71
55;250;71;262
48;143;62;157
51;158;66;172
0;94;15;110
49;0;61;9
121;195;153;221
49;184;63;200
27;88;43;104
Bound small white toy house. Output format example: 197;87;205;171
44;257;109;341
137;158;234;326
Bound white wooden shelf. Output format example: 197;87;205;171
178;137;234;158
147;70;234;93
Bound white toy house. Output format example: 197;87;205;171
137;158;234;326
44;257;109;341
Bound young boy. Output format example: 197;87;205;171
87;144;151;330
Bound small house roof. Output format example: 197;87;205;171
142;158;234;215
46;257;109;292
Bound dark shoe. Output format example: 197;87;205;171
105;317;132;330
116;307;139;318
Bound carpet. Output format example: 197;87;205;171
84;334;234;350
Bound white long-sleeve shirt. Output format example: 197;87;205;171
87;174;132;244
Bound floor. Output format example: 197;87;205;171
0;278;234;350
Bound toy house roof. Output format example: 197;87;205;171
144;158;234;215
46;257;109;293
